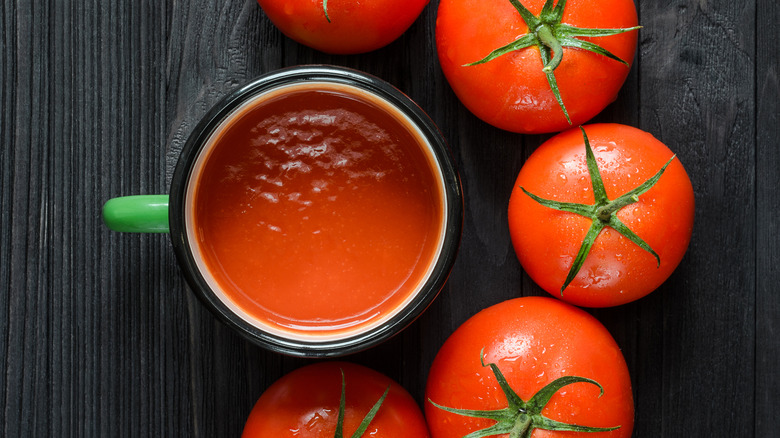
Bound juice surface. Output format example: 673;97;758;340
192;85;444;338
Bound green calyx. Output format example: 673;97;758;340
521;126;676;294
323;0;331;22
429;350;620;438
465;0;640;123
334;369;390;438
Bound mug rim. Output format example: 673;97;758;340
169;65;463;357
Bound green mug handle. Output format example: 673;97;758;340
102;195;170;233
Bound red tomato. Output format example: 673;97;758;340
242;361;430;437
425;296;634;438
436;0;639;134
508;124;695;307
256;0;429;54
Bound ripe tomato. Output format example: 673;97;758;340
436;0;639;134
242;361;430;437
425;296;634;438
256;0;429;54
508;124;695;307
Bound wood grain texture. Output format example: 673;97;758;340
638;1;757;436
756;0;780;435
0;0;777;436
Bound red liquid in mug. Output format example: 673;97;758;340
189;83;445;339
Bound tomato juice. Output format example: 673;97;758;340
185;82;446;341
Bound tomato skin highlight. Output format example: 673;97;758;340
508;124;695;307
257;0;429;54
242;362;430;437
425;296;634;438
435;0;638;134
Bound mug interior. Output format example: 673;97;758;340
184;80;447;344
169;67;461;356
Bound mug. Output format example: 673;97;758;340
103;65;463;357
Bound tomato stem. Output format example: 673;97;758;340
510;413;532;438
596;205;613;222
536;24;563;72
323;0;331;22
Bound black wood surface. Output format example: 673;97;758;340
1;0;777;436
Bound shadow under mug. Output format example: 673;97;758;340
102;65;463;357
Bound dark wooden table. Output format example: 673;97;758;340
2;0;777;436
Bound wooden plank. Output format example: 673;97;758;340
0;0;18;430
0;0;174;435
755;0;780;434
2;1;57;435
637;0;756;436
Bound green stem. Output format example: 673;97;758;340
596;206;612;222
596;194;640;221
323;0;331;22
536;24;563;72
510;413;532;438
